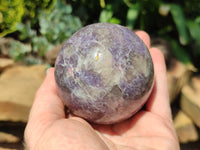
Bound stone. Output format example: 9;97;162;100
0;65;47;122
55;23;154;124
174;111;199;143
151;38;193;103
180;76;200;127
151;38;192;102
0;102;30;122
0;148;17;150
0;38;13;56
167;59;191;102
0;132;20;143
0;58;14;71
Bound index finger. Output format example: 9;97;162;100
146;48;172;120
135;31;151;49
24;68;65;148
136;31;172;120
29;68;65;121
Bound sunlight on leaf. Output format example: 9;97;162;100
100;0;105;8
170;4;190;45
126;3;140;29
99;4;113;23
195;16;200;24
109;17;121;24
186;20;200;50
159;4;170;16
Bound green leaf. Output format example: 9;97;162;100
186;20;200;49
38;2;82;44
159;4;170;16
25;56;43;65
109;17;121;24
17;22;36;40
100;0;106;8
195;16;200;24
62;5;72;14
0;0;24;37
170;4;190;45
9;41;31;61
126;3;140;29
99;4;113;23
32;36;53;56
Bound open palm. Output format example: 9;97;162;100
24;31;180;150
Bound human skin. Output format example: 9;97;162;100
24;31;180;150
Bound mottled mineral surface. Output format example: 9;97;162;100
55;23;154;124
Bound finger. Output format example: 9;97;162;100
135;31;151;49
30;67;65;121
135;31;171;119
146;48;172;120
25;68;65;147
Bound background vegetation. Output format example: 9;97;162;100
0;0;200;71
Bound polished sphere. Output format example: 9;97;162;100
55;23;154;124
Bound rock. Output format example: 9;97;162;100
0;58;14;71
180;76;200;127
151;38;192;102
0;102;30;122
45;44;62;65
0;148;17;150
55;23;154;124
167;59;191;102
0;132;20;143
0;38;13;56
174;111;199;143
0;65;47;122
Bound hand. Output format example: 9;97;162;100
24;31;180;150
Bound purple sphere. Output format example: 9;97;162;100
55;23;154;124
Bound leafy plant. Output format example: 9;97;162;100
32;36;54;56
0;0;57;37
16;22;36;40
38;0;82;44
3;0;200;70
126;3;140;29
9;41;31;61
99;4;121;24
0;0;24;37
9;0;82;63
96;0;200;69
169;4;190;45
23;0;57;23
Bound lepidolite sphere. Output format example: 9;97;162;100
55;23;154;124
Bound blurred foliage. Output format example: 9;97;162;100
8;0;82;63
0;0;56;37
9;41;31;61
23;0;57;20
0;0;24;37
1;0;200;70
69;0;200;70
38;2;82;44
